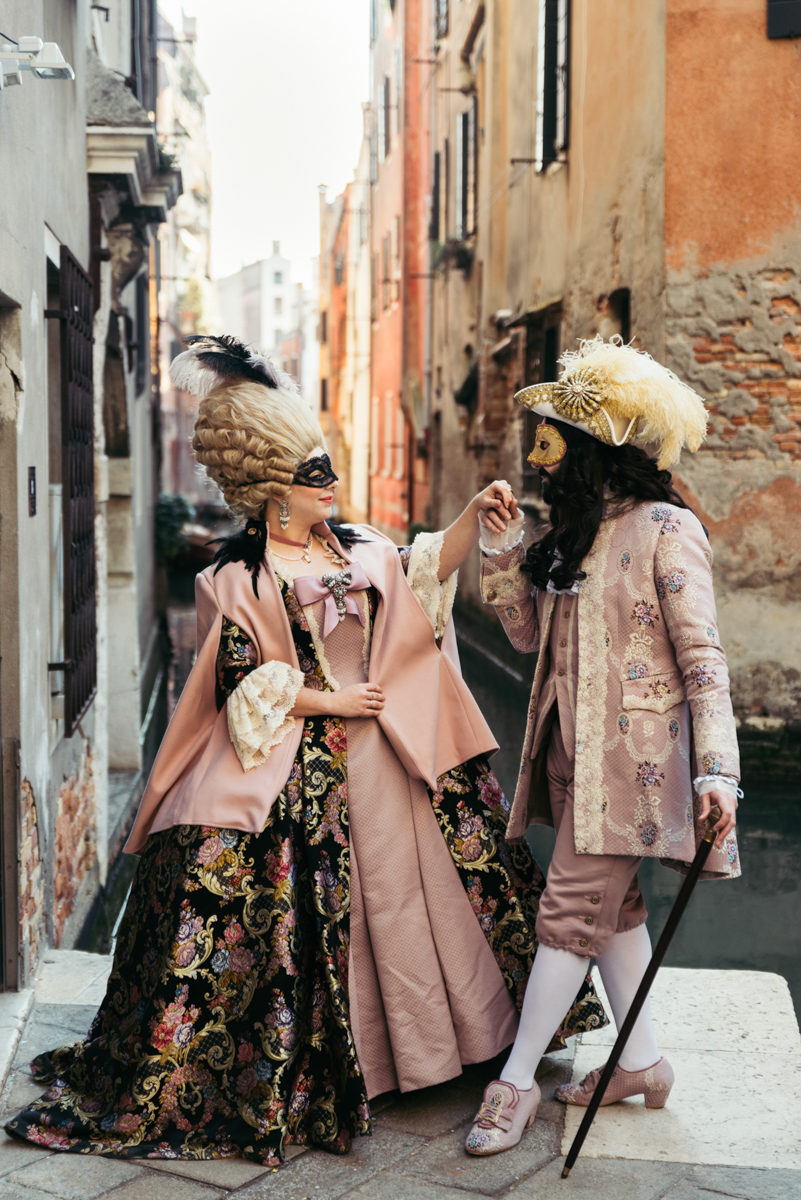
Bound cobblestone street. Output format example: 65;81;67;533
1;953;799;1199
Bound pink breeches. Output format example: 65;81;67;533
534;720;648;958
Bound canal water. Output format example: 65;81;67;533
458;640;801;1022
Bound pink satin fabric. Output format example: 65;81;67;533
293;562;370;637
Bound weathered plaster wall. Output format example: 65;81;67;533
434;0;667;607
19;780;45;984
665;2;801;729
53;748;97;947
666;257;801;726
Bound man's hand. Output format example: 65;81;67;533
698;788;738;848
473;480;520;532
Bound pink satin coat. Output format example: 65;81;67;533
125;523;498;853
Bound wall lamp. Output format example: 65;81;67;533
0;36;75;88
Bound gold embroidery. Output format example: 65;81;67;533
573;518;615;855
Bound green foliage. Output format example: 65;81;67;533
155;143;178;174
155;493;195;565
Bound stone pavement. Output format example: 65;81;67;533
0;953;798;1199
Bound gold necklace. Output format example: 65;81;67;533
269;533;312;563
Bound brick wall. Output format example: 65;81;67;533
53;747;97;947
665;262;801;732
19;779;45;983
666;267;801;463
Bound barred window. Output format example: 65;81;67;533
46;247;97;736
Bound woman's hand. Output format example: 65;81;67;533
436;480;521;580
331;684;385;718
473;480;520;533
698;788;738;849
290;683;385;719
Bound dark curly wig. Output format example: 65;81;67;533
522;419;692;592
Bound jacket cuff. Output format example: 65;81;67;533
227;660;305;772
478;512;525;557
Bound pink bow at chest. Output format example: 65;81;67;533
292;562;371;637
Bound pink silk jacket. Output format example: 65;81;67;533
126;523;499;853
480;501;741;879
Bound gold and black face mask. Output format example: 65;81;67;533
527;422;567;468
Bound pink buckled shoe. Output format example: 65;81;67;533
464;1078;541;1155
556;1056;674;1108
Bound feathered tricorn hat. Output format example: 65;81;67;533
170;333;299;399
515;336;708;469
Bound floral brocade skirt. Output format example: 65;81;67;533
6;715;605;1166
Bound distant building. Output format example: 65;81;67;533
318;107;373;524
155;9;217;507
366;0;431;540
216;243;293;355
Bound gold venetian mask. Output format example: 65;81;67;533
527;422;567;467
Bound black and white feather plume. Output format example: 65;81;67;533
169;334;300;399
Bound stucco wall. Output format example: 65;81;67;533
665;1;801;729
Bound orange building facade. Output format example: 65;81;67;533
368;0;432;540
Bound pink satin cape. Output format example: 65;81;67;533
125;523;499;853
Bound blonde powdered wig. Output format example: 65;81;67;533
170;335;326;520
515;335;708;469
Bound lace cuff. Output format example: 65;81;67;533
407;530;457;639
227;660;305;772
479;512;525;558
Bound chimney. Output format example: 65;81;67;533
273;240;280;256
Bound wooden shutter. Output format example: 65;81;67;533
58;247;97;736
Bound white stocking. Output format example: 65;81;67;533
500;944;590;1091
594;924;660;1072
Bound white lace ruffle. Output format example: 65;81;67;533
407;530;457;639
227;660;305;772
478;512;525;557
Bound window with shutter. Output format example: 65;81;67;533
430;151;441;242
768;0;801;37
52;248;97;736
536;0;571;171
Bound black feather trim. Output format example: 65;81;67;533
210;520;367;599
326;522;366;550
211;519;267;598
184;335;279;390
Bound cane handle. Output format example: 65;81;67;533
702;805;722;844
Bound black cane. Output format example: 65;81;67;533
561;807;723;1178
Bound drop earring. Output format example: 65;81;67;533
279;493;290;531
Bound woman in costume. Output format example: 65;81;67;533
465;337;741;1155
7;337;604;1166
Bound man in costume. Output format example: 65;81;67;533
465;336;741;1155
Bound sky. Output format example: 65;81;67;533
159;0;370;289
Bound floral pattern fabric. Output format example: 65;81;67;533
7;574;605;1165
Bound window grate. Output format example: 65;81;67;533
57;247;97;736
